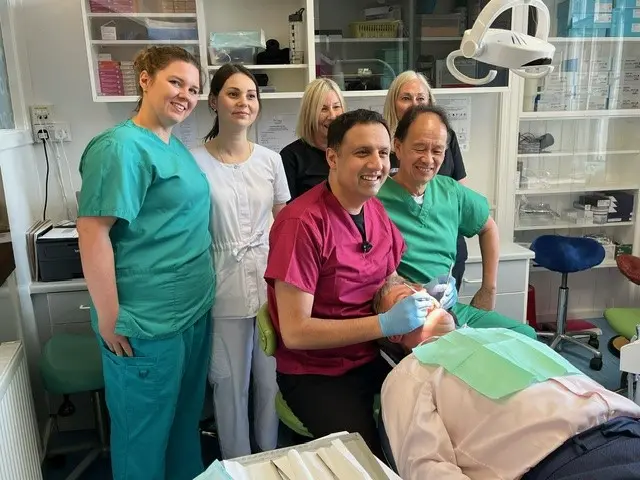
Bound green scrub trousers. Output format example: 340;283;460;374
100;312;211;480
452;302;536;339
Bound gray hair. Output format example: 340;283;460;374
372;275;409;314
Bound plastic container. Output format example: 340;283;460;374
145;19;198;41
209;47;259;65
208;31;266;65
349;20;402;38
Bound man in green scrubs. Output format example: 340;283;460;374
77;47;214;480
377;104;535;339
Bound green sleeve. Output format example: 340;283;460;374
78;138;152;223
457;183;490;238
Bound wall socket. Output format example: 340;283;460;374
30;104;72;143
30;104;53;127
33;122;72;143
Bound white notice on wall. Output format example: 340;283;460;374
257;114;297;153
173;113;200;150
438;96;471;152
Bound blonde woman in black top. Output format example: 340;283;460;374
280;78;346;200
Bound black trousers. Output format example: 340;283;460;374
277;355;392;460
452;234;468;293
523;416;640;480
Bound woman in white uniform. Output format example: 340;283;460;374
191;63;290;459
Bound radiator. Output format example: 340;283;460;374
0;341;42;480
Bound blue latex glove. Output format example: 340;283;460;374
425;275;458;311
378;290;432;337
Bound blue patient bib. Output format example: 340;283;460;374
412;327;583;399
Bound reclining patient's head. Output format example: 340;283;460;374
373;276;456;349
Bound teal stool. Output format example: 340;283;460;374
40;333;109;480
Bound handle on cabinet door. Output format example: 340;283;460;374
462;277;483;284
79;305;90;310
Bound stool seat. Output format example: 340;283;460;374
531;235;605;273
605;308;640;340
41;333;104;395
616;254;640;285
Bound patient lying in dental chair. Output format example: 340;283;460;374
375;275;640;480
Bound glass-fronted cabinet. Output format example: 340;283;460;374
514;0;640;269
314;0;511;92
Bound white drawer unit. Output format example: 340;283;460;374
459;292;528;322
459;259;530;298
461;239;535;323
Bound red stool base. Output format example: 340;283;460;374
540;319;600;333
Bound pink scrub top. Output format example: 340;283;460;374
264;182;406;376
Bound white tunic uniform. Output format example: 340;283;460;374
192;143;290;459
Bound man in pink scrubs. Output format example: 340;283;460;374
264;109;432;458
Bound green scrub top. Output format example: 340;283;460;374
78;119;215;339
377;175;489;285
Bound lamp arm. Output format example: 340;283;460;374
466;0;551;56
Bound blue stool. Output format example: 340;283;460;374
530;235;605;371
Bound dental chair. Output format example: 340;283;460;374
256;304;313;438
256;304;392;440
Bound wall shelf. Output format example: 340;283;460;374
514;221;635;232
207;64;308;71
517;150;640;158
521;110;640;120
549;37;640;43
93;92;305;102
515;185;640;195
86;13;198;18
91;40;200;45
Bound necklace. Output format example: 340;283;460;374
209;141;253;165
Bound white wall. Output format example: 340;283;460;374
14;0;625;324
16;0;501;225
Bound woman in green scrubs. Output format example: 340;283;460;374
77;46;215;480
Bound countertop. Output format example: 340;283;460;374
29;241;535;294
465;237;535;263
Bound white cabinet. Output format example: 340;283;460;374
462;239;534;323
79;0;512;102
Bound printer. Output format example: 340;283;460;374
36;227;83;282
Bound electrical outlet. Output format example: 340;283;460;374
32;121;72;143
30;104;53;128
52;121;72;142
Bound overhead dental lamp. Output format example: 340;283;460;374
447;0;556;86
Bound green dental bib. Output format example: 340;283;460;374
412;327;582;399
